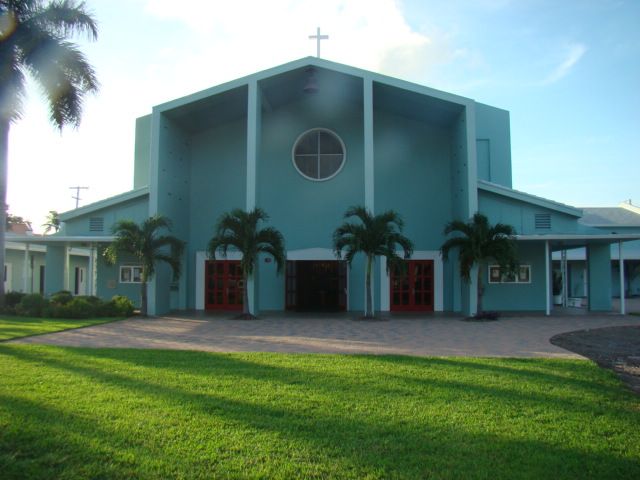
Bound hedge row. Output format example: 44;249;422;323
3;291;135;319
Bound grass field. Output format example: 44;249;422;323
1;345;638;479
0;316;123;341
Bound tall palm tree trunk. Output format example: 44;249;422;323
243;272;250;317
365;255;373;318
0;119;9;307
476;264;484;315
140;281;148;317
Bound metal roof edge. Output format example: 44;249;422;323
154;56;475;114
59;187;149;221
478;180;582;217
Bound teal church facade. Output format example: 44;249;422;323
22;58;640;316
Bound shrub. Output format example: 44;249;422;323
110;295;135;317
65;298;95;319
46;298;96;319
76;295;102;306
16;294;49;317
4;291;26;313
44;303;67;318
50;290;73;306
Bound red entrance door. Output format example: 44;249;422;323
205;260;243;310
390;260;434;311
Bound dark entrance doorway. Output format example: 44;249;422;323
390;260;434;311
205;260;243;311
286;260;347;311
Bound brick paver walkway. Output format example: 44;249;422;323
14;310;640;358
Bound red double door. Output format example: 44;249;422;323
390;260;434;311
205;260;243;310
205;259;433;312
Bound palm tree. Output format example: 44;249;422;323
0;0;98;306
208;208;285;319
42;210;60;233
333;206;413;319
104;216;185;317
440;213;517;316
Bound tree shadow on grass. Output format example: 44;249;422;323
372;355;631;402
1;345;639;479
69;347;636;417
0;393;149;480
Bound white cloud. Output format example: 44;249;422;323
540;42;587;85
142;0;443;85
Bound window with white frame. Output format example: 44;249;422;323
488;265;531;284
292;128;346;181
120;265;143;283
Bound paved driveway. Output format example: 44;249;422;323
13;311;640;358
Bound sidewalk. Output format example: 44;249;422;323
14;310;640;358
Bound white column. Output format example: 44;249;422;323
246;80;261;314
561;249;568;307
545;241;551;316
363;76;374;212
363;77;375;315
246;79;260;211
88;245;97;296
63;245;70;292
22;244;30;293
619;241;625;315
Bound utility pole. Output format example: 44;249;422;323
69;186;88;209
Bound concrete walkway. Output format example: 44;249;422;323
14;311;640;358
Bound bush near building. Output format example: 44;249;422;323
2;291;135;319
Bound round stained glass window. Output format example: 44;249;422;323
292;128;346;181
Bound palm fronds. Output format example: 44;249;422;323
208;208;286;317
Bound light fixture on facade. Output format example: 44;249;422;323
303;67;319;94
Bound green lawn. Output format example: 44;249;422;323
1;346;638;479
0;316;124;341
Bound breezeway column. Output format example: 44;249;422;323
561;249;568;307
587;243;612;311
619;241;625;315
63;244;70;292
88;245;97;297
22;244;30;293
245;80;261;314
545;241;551;316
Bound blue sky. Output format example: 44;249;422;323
8;0;640;231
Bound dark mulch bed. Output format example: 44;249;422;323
550;326;640;394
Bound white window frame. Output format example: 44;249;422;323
119;265;143;284
291;128;346;182
488;265;531;284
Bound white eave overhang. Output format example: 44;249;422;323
155;56;474;114
515;233;640;248
6;236;115;245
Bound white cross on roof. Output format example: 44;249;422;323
309;27;329;58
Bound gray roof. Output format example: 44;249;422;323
580;207;640;227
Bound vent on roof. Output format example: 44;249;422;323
535;213;551;229
89;217;104;232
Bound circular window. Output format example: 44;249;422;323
292;128;346;181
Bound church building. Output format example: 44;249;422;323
17;57;640;316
